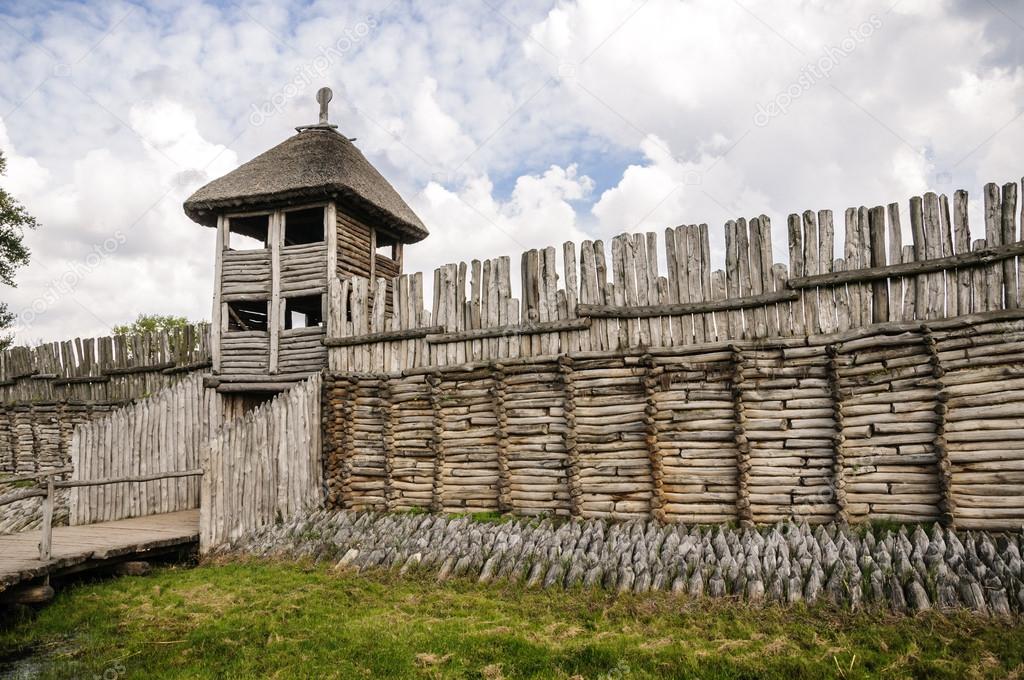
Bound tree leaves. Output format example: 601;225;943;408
0;149;38;349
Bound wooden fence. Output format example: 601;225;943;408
323;307;1024;530
200;374;322;551
0;323;211;402
0;324;211;474
0;325;211;534
326;181;1024;373
68;373;213;525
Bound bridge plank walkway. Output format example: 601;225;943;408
0;510;199;591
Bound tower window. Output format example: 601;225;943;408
226;300;268;332
284;207;324;246
228;214;269;250
375;230;397;260
285;295;324;329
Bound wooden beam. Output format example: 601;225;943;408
369;227;377;284
54;469;203;488
52;375;110;386
0;467;72;484
788;240;1024;289
39;475;54;561
226;305;250;332
161;360;213;375
324;325;445;347
325;201;339;336
0;488;47;508
212;215;226;373
425;317;592;344
868;205;889;323
215;382;295;394
105;362;176;376
577;290;799;319
269;210;282;373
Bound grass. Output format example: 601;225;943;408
1;560;1022;679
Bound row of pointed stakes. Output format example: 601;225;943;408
0;324;211;387
221;508;1024;616
333;181;1024;371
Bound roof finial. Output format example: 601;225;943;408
317;87;332;124
296;86;339;132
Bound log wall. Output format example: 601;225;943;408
200;373;322;551
321;178;1024;530
324;309;1024;529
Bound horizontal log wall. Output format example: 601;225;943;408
279;327;327;374
323;310;1024;529
68;373;211;525
280;242;327;296
200;374;322;551
337;212;373;280
221;249;271;299
220;331;270;373
328;179;1024;374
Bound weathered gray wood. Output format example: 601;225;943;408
39;475;53;561
887;202;904;321
802;210;821;334
689;225;707;343
56;469;203;488
577;290;799;319
817;210;836;334
0;510;199;592
748;217;767;337
426;318;591;343
726;221;742;338
923;193;944;318
737;218;754;338
1001;182;1019;308
868;205;888;323
324;326;446;347
953;190;971;316
269;212;282;373
1020;177;1024;317
212;217;226;372
699;224;714;341
788;213;806;335
756;216;777;337
984;183;1003;312
908;196;927;319
787;241;1024;289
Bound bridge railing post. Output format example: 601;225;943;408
39;474;54;562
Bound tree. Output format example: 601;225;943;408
0;150;38;350
112;313;190;336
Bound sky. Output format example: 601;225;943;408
0;0;1022;344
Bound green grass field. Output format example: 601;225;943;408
1;560;1022;679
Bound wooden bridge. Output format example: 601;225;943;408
0;511;199;594
0;373;322;601
0;469;203;599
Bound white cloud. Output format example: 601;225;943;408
0;0;1022;344
0;97;235;342
409;164;593;273
0;119;48;197
591;134;774;262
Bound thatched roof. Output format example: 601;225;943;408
183;128;428;243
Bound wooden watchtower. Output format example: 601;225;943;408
183;88;428;395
